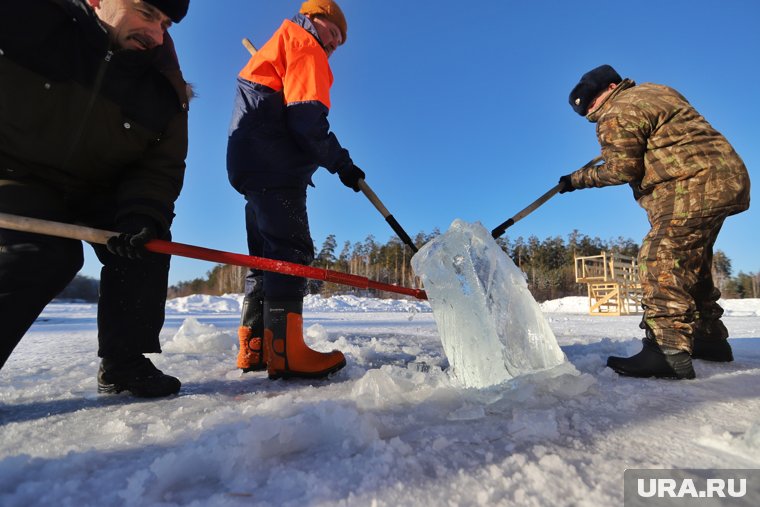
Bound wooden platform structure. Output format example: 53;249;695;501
574;252;643;316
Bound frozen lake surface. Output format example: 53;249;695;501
2;295;759;506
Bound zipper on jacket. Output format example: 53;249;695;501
59;49;114;172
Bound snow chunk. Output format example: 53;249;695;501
447;404;486;421
697;422;760;465
165;294;242;314
539;296;589;314
508;409;560;440
305;323;330;343
163;317;236;353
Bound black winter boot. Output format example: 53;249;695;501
98;355;181;397
607;338;695;379
692;339;734;362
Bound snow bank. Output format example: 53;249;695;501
540;297;760;316
165;294;242;314
165;293;431;315
722;298;760;317
59;293;760;319
539;296;588;314
303;294;431;313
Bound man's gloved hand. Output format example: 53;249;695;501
106;215;158;260
338;163;365;192
558;174;576;194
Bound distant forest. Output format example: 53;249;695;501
58;230;759;302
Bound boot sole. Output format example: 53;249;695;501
268;358;347;380
97;383;125;394
98;381;181;398
690;354;734;362
240;365;267;373
610;368;694;380
607;358;696;380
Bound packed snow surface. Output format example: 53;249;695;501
2;295;760;506
412;220;567;387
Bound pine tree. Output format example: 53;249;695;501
315;234;337;269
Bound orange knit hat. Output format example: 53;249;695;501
300;0;347;44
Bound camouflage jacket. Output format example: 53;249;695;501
570;79;750;222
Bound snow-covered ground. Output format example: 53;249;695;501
2;295;759;506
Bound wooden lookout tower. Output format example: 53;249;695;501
574;251;643;316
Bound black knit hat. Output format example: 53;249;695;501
143;0;189;23
568;64;622;116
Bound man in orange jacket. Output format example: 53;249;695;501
226;0;362;380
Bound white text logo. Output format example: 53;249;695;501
637;478;747;498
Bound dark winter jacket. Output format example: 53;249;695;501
570;79;750;223
226;14;352;193
0;0;189;233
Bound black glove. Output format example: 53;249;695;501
337;163;365;192
106;215;158;260
558;174;576;194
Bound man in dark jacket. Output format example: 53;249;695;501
227;0;363;380
560;64;750;380
0;0;191;397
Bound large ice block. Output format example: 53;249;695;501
411;219;567;388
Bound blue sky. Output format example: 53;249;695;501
81;0;759;285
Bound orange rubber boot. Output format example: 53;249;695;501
236;296;266;372
264;300;346;380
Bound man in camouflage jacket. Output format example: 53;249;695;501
560;64;750;380
0;0;191;397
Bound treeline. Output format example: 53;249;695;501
711;251;760;299
57;231;759;302
496;230;639;301
167;230;636;301
54;275;99;302
167;230;440;300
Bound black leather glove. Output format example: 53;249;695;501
337;163;365;192
106;215;158;260
558;174;576;194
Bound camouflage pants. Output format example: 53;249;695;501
638;214;729;352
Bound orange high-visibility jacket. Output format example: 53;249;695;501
227;15;352;193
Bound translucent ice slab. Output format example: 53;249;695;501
411;219;567;388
